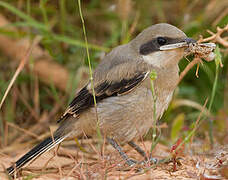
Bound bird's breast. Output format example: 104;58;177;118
77;67;179;143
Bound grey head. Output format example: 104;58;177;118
130;23;194;68
93;23;195;84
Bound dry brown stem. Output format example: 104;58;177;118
0;14;70;92
178;57;202;85
199;24;228;47
7;122;39;140
178;24;227;84
212;7;228;26
0;35;41;110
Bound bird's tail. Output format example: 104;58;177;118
7;133;70;175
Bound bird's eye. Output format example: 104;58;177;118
157;37;167;46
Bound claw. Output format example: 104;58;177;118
126;158;137;167
139;156;158;166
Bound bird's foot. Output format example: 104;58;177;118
158;157;183;171
158;157;183;165
122;156;157;172
125;155;157;167
125;158;138;167
123;155;183;173
139;155;158;166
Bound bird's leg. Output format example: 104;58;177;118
128;141;182;167
128;141;157;164
107;137;137;167
128;141;147;159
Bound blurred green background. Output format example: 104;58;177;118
0;0;227;149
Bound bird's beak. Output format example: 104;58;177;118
159;37;196;51
184;38;196;44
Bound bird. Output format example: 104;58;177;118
7;23;196;175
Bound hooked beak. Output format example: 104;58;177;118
159;37;216;61
159;37;196;51
184;38;196;44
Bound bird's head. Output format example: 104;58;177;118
131;23;195;68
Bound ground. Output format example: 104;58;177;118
1;140;227;179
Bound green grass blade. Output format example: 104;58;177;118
149;70;159;152
52;34;109;52
77;0;102;141
207;46;222;145
39;0;50;29
0;1;48;32
0;1;109;52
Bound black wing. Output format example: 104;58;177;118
58;71;149;123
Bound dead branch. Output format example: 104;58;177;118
199;24;228;47
178;24;227;84
0;14;70;92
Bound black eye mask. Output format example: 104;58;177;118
139;37;184;55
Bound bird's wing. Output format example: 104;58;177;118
58;66;149;123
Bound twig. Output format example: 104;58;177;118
0;14;70;92
7;122;39;139
177;57;202;85
199;24;228;47
173;99;211;117
190;98;209;143
212;7;228;27
0;36;42;110
15;87;39;121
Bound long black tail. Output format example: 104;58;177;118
7;133;70;175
